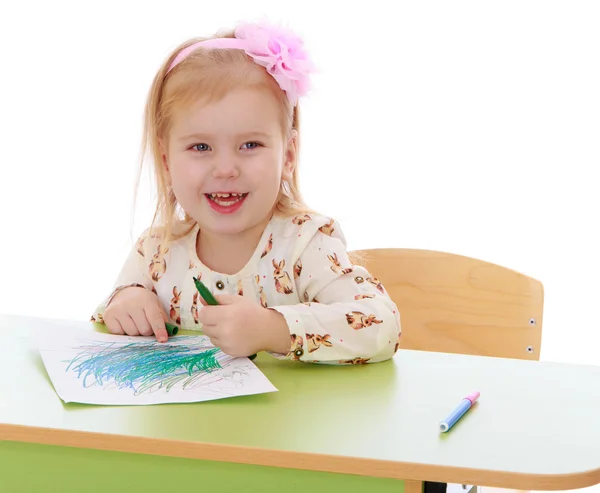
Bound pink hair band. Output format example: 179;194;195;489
163;22;314;105
167;38;246;73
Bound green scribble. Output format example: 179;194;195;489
65;337;224;395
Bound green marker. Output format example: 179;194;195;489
193;276;257;361
193;276;219;305
165;322;179;336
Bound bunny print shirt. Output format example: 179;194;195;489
91;213;402;365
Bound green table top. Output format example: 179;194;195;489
0;313;599;489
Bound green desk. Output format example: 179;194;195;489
0;314;599;492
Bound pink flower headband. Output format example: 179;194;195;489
166;22;314;106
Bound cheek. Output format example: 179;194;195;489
258;154;286;182
254;170;283;195
170;159;206;187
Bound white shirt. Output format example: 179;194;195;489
92;212;402;364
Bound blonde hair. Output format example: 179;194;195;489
135;30;314;243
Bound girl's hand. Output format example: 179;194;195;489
198;295;290;357
103;286;170;343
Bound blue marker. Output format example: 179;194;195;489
439;391;480;432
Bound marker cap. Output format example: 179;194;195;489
465;391;480;404
165;323;179;336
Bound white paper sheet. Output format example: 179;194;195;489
33;327;278;405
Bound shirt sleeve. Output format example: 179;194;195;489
90;229;155;323
268;230;402;365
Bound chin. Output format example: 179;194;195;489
194;198;276;236
211;224;251;236
199;215;254;235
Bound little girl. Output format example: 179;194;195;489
92;21;401;364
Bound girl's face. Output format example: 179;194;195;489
163;87;295;239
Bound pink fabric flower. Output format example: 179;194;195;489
234;22;314;105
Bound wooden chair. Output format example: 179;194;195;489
350;248;544;360
349;248;545;493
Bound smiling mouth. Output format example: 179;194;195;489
205;192;249;206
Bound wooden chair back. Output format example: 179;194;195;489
350;248;544;360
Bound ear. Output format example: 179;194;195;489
282;129;298;181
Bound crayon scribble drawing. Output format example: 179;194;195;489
33;328;277;406
66;339;224;394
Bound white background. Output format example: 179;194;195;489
0;3;598;363
0;2;599;491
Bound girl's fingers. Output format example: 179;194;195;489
131;309;154;336
206;335;220;348
104;315;124;335
201;323;216;337
201;325;220;346
145;304;169;343
120;315;140;336
197;306;221;326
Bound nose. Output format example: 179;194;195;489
212;152;240;179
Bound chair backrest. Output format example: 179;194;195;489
350;248;544;360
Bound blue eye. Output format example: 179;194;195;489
191;143;210;152
242;142;261;150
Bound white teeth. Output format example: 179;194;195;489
208;193;246;206
209;193;243;198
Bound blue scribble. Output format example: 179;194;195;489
64;336;225;395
